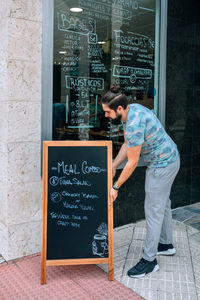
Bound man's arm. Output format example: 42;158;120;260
112;142;128;177
110;144;142;202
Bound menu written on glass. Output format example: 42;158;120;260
41;141;113;284
56;0;155;131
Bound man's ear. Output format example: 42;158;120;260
117;105;123;112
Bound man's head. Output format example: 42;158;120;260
102;86;128;124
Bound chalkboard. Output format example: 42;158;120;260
41;141;113;284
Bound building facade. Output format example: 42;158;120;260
0;1;42;260
0;0;199;260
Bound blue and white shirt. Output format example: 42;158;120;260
124;104;179;168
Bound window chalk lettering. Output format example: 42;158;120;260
57;12;96;35
114;30;154;49
65;76;104;91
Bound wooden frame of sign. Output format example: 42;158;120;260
41;141;114;284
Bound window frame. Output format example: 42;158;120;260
41;0;168;142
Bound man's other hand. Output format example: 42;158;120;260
110;188;118;202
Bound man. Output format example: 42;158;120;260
102;86;180;278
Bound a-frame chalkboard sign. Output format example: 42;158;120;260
41;141;114;284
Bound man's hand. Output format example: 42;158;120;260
110;188;118;203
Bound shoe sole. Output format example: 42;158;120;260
128;264;160;278
157;248;176;256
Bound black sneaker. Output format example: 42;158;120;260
127;258;159;278
157;243;176;255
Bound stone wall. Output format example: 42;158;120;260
0;0;42;260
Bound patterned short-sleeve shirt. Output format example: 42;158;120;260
124;104;179;167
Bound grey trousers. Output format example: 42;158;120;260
143;156;180;261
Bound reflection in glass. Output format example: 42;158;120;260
53;0;159;156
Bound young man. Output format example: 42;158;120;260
102;86;180;278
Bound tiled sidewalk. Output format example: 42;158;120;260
1;203;200;300
172;202;200;230
99;202;200;300
0;255;142;300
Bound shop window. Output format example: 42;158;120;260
53;0;160;156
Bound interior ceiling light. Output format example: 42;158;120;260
70;7;83;12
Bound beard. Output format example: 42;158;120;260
111;114;122;125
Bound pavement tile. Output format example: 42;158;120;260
104;204;200;300
133;226;146;240
158;291;197;300
184;214;200;225
174;248;190;256
99;244;130;279
195;274;200;289
189;236;200;294
118;210;200;300
114;245;129;260
189;203;200;209
0;255;142;300
74;275;143;300
189;222;200;230
184;207;200;214
128;239;144;250
0;255;5;264
187;226;200;236
1;203;200;300
173;236;189;244
189;232;200;243
0;263;81;300
114;225;134;247
135;289;159;300
184;215;200;225
173;227;187;234
175;204;200;230
135;220;146;228
173;228;187;238
172;208;195;222
114;223;135;231
189;239;200;262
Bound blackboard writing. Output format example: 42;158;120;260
47;146;109;260
51;160;106;175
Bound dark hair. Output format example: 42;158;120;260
102;85;128;111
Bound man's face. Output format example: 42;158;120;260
102;104;122;125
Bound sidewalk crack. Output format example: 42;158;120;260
0;254;8;265
120;225;135;281
70;275;95;300
186;226;199;299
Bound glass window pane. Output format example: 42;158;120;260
53;0;160;156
